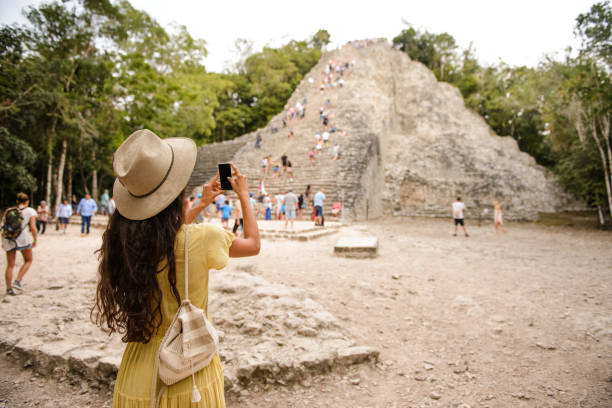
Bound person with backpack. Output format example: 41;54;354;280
2;192;38;296
92;129;260;407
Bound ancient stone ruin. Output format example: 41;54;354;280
188;40;577;221
0;265;378;395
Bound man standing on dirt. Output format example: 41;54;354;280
452;197;469;237
76;193;97;237
283;189;298;229
314;189;326;226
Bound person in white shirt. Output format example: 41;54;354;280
2;192;38;295
283;190;298;229
107;196;116;216
322;131;330;148
56;199;73;234
452;197;469;237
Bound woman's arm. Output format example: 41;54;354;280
184;173;222;224
228;163;260;257
29;215;37;248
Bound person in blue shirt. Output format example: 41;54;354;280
313;189;326;226
76;193;98;236
249;193;256;213
100;189;110;215
221;200;232;229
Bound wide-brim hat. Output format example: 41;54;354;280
113;129;196;220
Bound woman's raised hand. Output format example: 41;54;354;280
201;173;223;206
227;163;249;198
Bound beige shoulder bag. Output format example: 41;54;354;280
150;226;220;408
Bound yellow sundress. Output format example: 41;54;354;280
113;223;234;408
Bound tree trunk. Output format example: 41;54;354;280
600;114;612;217
591;117;612;219
67;158;72;205
597;205;605;225
44;118;57;207
45;156;53;207
91;149;98;207
54;139;68;216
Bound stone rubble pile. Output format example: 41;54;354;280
0;266;378;394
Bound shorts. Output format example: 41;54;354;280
286;207;296;219
8;243;32;252
59;217;69;224
221;217;229;222
454;218;464;226
315;205;323;217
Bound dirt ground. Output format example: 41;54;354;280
1;217;611;407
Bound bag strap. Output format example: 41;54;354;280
184;226;189;302
149;226;191;408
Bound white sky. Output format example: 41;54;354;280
1;0;597;72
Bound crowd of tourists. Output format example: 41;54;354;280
252;56;355;225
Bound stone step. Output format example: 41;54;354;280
334;236;379;258
261;227;339;241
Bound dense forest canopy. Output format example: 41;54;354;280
1;0;610;222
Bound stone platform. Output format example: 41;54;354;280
334;236;378;258
53;217;342;241
0;266;377;395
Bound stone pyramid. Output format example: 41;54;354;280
188;39;577;220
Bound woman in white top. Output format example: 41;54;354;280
36;200;50;234
2;192;37;295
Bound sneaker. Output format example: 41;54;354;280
465;234;470;237
12;280;24;291
6;288;16;296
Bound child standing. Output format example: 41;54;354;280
221;200;232;229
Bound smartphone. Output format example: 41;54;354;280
218;163;232;190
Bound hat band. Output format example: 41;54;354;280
128;145;175;199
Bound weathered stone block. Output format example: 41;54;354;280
334;236;378;258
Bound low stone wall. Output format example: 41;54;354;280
0;266;378;396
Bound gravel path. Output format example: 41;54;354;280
1;217;610;407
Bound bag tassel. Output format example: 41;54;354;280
190;359;201;403
191;384;201;403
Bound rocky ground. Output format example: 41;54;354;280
1;217;611;407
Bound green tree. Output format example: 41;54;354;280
310;29;331;50
562;2;612;219
575;0;611;65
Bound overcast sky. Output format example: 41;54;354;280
1;0;598;72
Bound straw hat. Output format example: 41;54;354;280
113;129;196;220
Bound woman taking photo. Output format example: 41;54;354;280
92;129;260;407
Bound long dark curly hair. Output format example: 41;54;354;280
92;192;184;343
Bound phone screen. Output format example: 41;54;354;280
218;163;232;190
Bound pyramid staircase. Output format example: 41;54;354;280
189;45;366;217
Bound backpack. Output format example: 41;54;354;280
2;207;24;240
150;226;219;408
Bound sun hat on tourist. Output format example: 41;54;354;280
112;129;196;220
